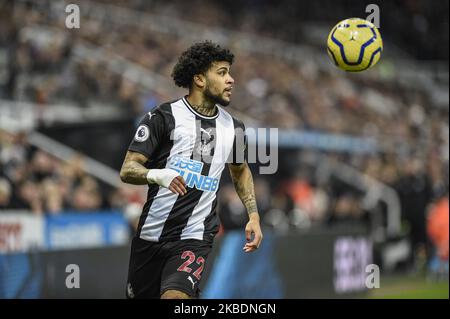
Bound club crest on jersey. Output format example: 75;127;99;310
134;125;150;142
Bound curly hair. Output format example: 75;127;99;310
171;41;234;89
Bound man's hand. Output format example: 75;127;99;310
147;168;187;196
243;214;263;253
228;163;263;253
167;175;187;196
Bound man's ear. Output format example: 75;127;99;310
193;74;206;89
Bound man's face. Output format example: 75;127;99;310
203;61;234;106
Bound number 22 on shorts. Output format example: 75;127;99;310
177;250;205;280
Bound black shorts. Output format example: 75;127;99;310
126;236;212;299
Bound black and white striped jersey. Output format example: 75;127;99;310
128;97;246;243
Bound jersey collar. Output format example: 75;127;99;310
182;97;219;120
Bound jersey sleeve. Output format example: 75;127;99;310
128;110;167;159
229;118;247;166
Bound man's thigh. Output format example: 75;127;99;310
126;237;167;299
160;240;212;298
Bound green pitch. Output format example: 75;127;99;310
368;275;449;299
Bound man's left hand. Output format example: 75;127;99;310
243;218;263;253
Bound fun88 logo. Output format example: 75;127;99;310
169;156;219;192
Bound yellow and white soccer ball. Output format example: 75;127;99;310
327;18;383;72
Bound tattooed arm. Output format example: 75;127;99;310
120;151;187;195
119;151;150;185
228;162;263;253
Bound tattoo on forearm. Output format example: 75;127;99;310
231;165;258;216
120;161;148;185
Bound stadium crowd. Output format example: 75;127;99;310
0;129;108;213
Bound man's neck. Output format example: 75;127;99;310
186;94;218;117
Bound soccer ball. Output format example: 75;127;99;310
327;18;383;72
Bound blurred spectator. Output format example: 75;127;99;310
327;193;366;227
426;194;449;280
263;187;294;234
16;180;43;214
109;184;147;232
218;184;247;231
41;178;63;214
0;130;112;214
396;158;433;265
253;178;271;219
123;202;142;232
30;150;55;181
70;176;103;211
0;178;12;209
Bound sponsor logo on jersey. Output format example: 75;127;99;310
169;155;219;192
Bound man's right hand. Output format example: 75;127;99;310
146;169;187;195
167;175;187;196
